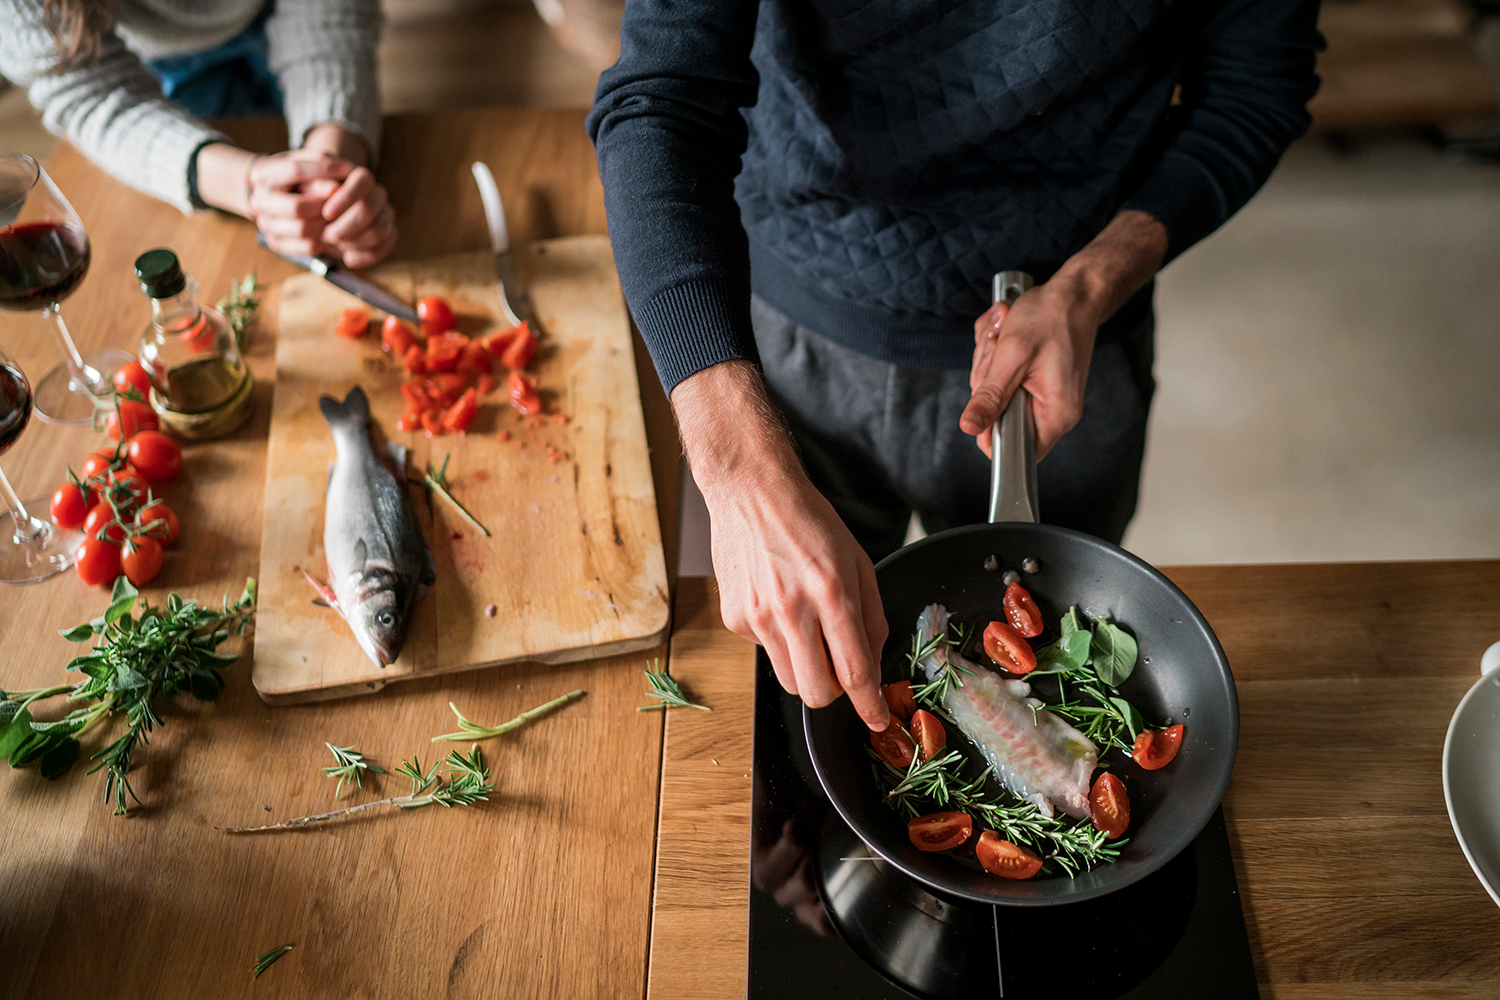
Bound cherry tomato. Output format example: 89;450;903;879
99;469;148;510
480;328;517;356
508;372;542;414
421;409;444;437
908;811;973;852
105;400;159;442
426;332;469;373
335;307;370;339
975;831;1043;880
1132;724;1185;771
381;315;417;356
1002;582;1043;638
983;620;1037;674
424;372;467;408
457;341;493;377
417;296;456;336
126;431;182;482
475;373;495;396
84;504;125;544
74;537;121;587
81;448;128;481
870;724;916;770
882;680;917;721
120;536;164;585
500;321;537;370
441;387;478;433
400;380;431;412
112;360;152;398
1089;772;1130;839
401;344;428;375
137;500;179;545
50;482;94;530
909;709;946;763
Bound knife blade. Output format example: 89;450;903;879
264;240;419;323
470;162;528;329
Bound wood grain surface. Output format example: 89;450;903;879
0;111;683;1000
647;562;1500;999
255;240;668;701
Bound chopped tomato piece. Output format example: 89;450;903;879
882;680;917;721
479;327;517;357
870;725;915;770
499;321;537;370
401;344;428;375
426;331;469;373
508;372;542;414
983;620;1037;674
975;832;1043;880
1002;582;1043;638
424;372;466;409
1132;724;1185;770
909;709;946;762
397;409;424;432
1089;772;1130;838
420;410;444;436
457;341;493;377
908;811;973;852
476;373;495;396
441;388;478;433
417;296;456;336
400;381;430;411
382;315;418;355
336;307;370;339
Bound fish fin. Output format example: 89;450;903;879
352;538;368;571
380;442;408;483
295;564;341;612
318;386;370;430
417;540;436;600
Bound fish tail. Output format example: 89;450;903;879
319;386;370;430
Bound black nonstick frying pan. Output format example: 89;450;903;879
804;272;1239;907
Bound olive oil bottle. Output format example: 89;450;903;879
134;249;254;438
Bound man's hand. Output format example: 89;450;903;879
961;210;1168;458
674;362;892;732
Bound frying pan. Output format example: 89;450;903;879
804;272;1239;907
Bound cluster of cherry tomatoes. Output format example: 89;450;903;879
48;360;184;588
334;295;543;437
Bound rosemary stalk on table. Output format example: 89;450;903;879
422;455;491;537
432;689;586;742
638;659;710;711
322;743;384;798
251;944;292;980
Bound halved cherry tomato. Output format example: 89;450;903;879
1002;582;1043;638
74;537;121;587
871;725;916;770
417;295;456;337
908;811;973;852
1132;724;1184;770
983;620;1037;674
500;321;537;370
401;344;428;375
975;831;1043;880
882;680;917;721
105;400;159;442
50;482;94;530
441;387;478;433
909;709;946;762
400;381;431;412
457;341;493;377
335;307;370;339
475;373;495;396
84;504;125;544
1089;772;1130;839
126;430;182;482
397;409;424;433
137;500;179;545
381;315;418;356
421;410;444;437
121;536;164;586
508;372;541;414
426;332;469;373
112;360;152;397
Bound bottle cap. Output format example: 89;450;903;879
134;248;186;298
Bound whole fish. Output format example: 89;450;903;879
916;604;1096;819
302;386;435;667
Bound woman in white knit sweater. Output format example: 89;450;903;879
0;0;395;267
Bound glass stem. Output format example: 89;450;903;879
0;464;42;544
46;302;94;387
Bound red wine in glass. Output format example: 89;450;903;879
0;362;32;454
0;349;82;584
0;220;91;310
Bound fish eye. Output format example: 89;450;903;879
377;612;394;627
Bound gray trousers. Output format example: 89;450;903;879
750;295;1156;561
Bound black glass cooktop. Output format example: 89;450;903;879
747;649;1259;999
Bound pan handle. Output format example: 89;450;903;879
987;271;1039;524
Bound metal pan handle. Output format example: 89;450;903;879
987;271;1038;524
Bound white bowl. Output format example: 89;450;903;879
1442;640;1500;910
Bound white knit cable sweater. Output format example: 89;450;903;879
0;0;383;212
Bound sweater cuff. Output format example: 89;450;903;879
149;117;230;214
630;276;758;396
1119;149;1230;264
278;61;383;162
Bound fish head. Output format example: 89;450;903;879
349;568;415;667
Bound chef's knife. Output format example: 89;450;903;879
261;237;419;323
470;162;528;329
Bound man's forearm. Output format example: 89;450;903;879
671;360;802;498
1050;209;1169;328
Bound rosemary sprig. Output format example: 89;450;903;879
907;626;974;707
217;271;260;349
432;689;586;742
637;659;710;711
251;944;292;980
322;743;384;798
422;455;491;537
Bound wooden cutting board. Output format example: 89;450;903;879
253;238;670;702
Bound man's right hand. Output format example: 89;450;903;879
672;361;892;732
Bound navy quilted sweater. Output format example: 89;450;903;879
587;0;1322;393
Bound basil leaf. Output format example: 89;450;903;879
40;737;80;780
1036;631;1091;672
1059;606;1084;640
0;707;34;760
105;578;140;627
1090;622;1139;687
1110;697;1146;742
58;623;96;642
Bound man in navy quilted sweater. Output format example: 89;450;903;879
587;0;1321;731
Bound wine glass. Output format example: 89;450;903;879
0;152;132;425
0;344;82;583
